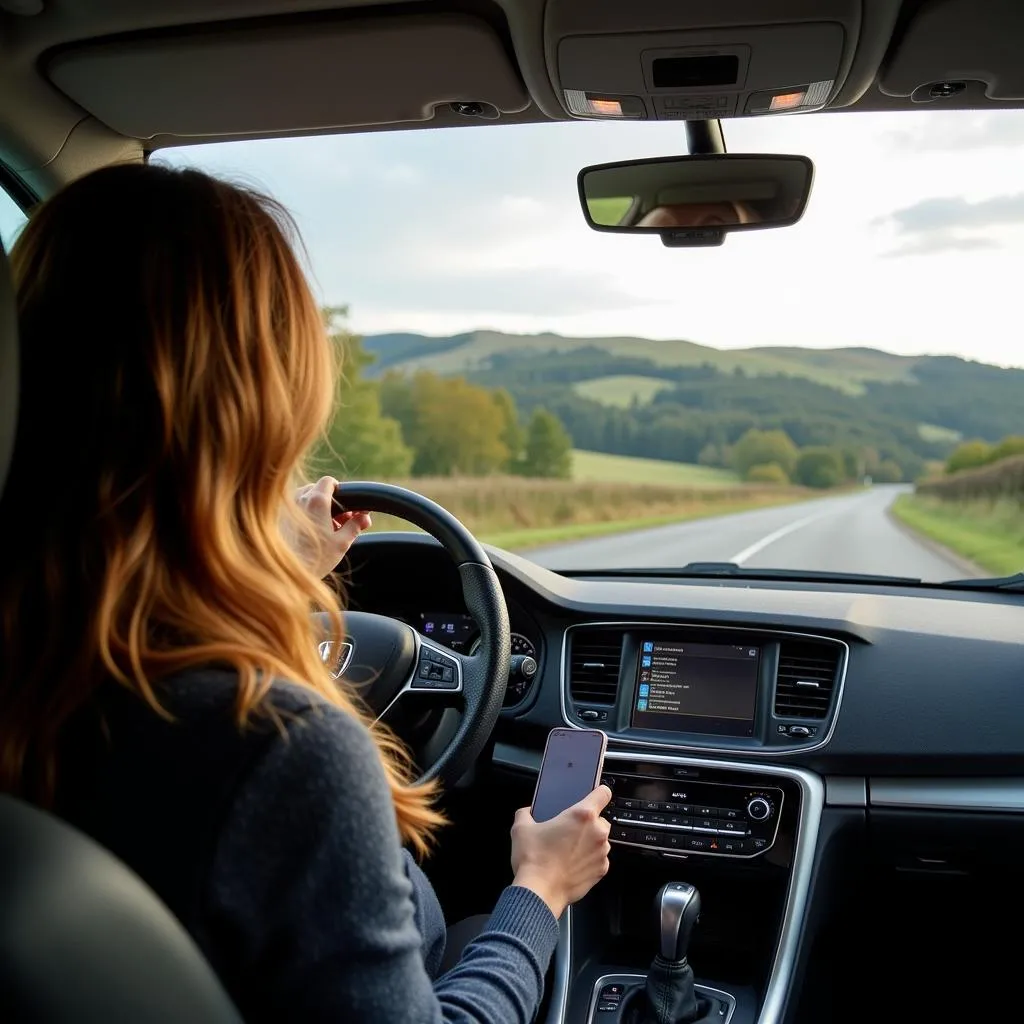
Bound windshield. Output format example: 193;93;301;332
159;110;1024;583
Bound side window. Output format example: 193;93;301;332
0;183;29;252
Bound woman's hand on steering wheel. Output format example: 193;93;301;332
295;476;372;578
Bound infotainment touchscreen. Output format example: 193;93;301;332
632;640;759;737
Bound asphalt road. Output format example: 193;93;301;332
531;485;973;581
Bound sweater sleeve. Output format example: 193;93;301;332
204;703;559;1024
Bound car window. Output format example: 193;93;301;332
0;179;28;252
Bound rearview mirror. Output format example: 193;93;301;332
578;154;814;246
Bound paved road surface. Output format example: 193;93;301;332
531;485;972;581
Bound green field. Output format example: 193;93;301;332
368;330;921;396
918;423;963;444
892;494;1024;575
586;197;633;226
572;375;673;407
572;449;739;486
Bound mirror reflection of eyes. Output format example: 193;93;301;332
636;201;761;229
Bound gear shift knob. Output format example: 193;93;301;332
655;882;701;962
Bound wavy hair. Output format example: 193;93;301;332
0;162;443;854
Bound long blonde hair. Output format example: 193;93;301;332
0;163;443;854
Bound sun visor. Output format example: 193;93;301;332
879;0;1024;102
546;0;858;121
46;14;530;140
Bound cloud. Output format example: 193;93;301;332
882;234;998;258
348;264;661;316
880;193;1024;233
886;112;1024;152
873;192;1024;255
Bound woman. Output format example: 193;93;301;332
636;199;761;229
0;164;611;1023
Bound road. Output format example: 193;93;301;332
531;485;973;581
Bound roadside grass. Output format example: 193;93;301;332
570;449;739;486
891;494;1024;576
360;475;808;550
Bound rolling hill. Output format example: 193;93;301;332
364;330;920;395
363;330;1024;480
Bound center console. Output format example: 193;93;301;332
548;751;824;1024
562;622;848;756
602;766;784;859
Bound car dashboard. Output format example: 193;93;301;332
343;532;1024;1024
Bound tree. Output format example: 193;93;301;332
794;447;845;489
745;462;789;485
990;435;1024;463
520;409;573;479
380;371;510;476
872;459;904;483
492;388;525;472
945;440;993;474
732;429;799;478
313;309;413;478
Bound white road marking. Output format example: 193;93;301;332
729;508;838;564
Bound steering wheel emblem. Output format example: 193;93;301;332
318;640;355;678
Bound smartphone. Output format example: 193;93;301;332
531;727;608;823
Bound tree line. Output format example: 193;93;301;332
313;310;573;480
729;428;903;489
944;435;1024;475
464;350;942;482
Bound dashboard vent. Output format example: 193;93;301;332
774;641;841;719
568;629;624;706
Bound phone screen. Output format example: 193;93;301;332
531;728;606;823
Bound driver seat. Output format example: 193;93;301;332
0;237;243;1023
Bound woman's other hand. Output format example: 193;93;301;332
509;784;612;918
295;476;372;578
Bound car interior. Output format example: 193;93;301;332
2;2;1024;1023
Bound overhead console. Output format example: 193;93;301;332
562;622;847;756
545;0;863;121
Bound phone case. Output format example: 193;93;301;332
530;727;608;819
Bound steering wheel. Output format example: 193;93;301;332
314;481;510;788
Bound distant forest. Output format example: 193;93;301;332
362;333;1024;483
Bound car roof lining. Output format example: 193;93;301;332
1;0;1023;193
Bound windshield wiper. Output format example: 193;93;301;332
939;572;1024;592
572;561;923;586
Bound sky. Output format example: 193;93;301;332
144;108;1024;368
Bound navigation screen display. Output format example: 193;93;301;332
632;640;759;737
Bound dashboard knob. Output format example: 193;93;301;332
747;797;772;821
510;654;537;679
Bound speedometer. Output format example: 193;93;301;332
510;632;536;658
504;632;539;707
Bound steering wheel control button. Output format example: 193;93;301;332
411;644;461;691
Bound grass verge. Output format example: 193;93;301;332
891;494;1024;576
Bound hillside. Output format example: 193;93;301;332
365;330;921;395
363;330;1024;480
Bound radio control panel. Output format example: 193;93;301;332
601;770;783;858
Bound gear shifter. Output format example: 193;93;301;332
657;882;701;962
624;882;728;1024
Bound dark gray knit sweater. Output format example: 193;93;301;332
55;672;559;1023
